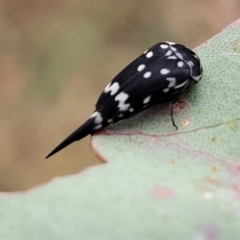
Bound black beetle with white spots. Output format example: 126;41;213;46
46;41;203;158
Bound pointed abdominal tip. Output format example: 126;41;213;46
46;118;95;158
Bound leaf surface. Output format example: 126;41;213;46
1;19;240;240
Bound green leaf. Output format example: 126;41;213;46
1;20;240;240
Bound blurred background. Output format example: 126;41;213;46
0;0;239;192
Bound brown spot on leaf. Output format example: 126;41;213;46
211;136;217;141
206;178;216;184
173;99;186;112
182;120;190;126
212;166;218;173
153;186;176;199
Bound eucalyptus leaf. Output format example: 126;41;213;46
1;19;240;240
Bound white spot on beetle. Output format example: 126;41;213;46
165;50;172;56
137;64;145;72
163;77;176;92
91;111;103;124
171;46;177;52
160;68;170;75
160;44;168;49
165;41;175;45
166;77;176;87
104;82;120;96
143;96;151;104
176;52;183;59
129;108;134;112
193;54;199;60
107;119;113;123
174;79;189;89
177;61;184;67
193;74;202;82
143;71;152;78
118;114;124;118
167;56;177;60
115;92;130;111
93;124;102;130
188;61;194;67
163;88;169;93
146;51;153;58
104;83;111;91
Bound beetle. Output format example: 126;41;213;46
46;41;203;158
